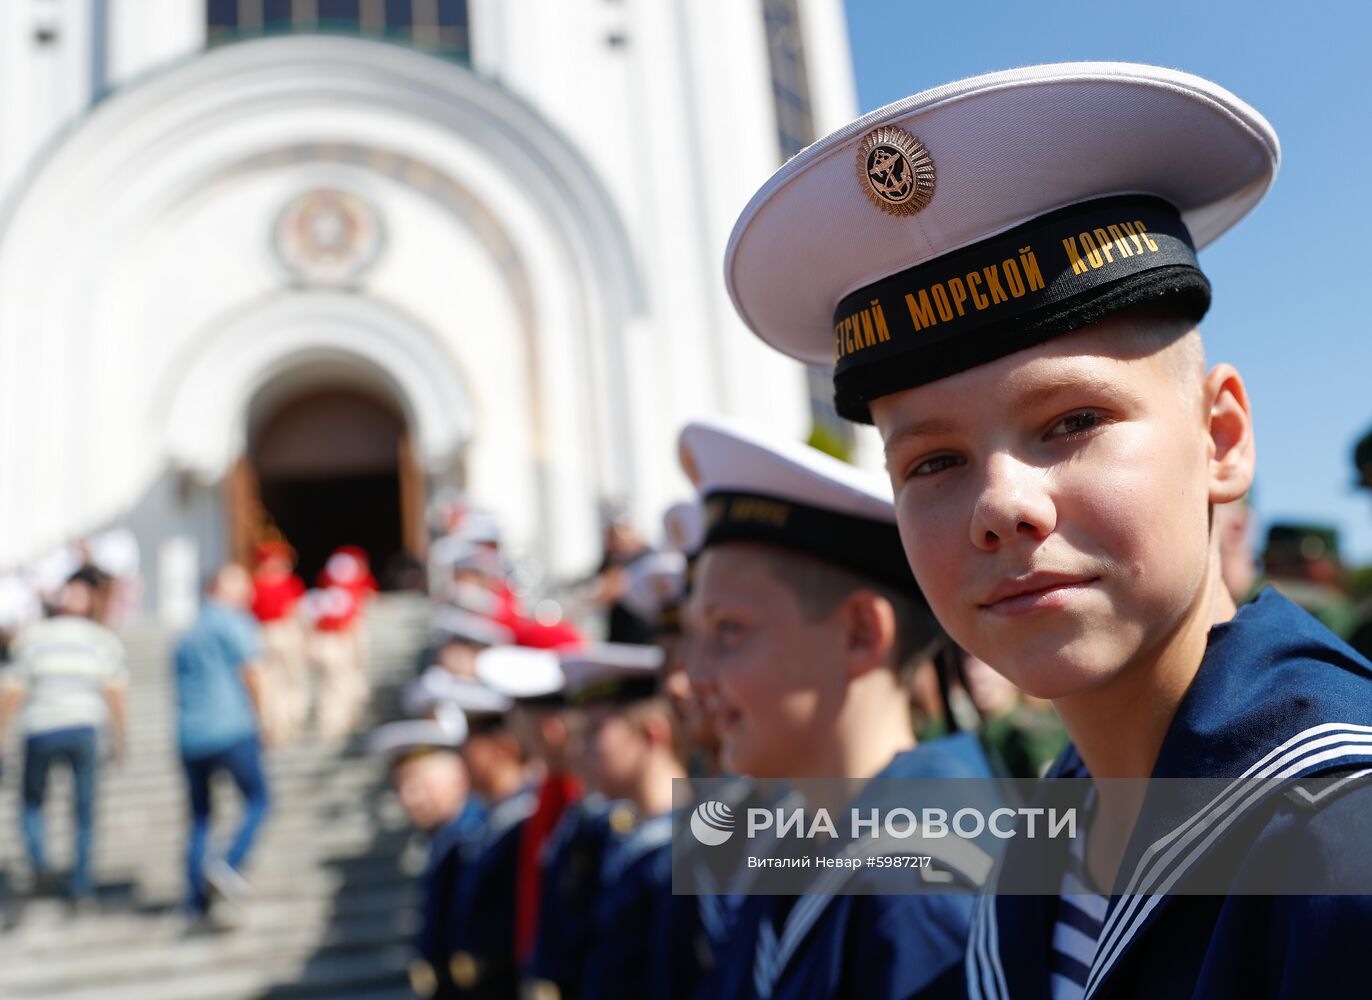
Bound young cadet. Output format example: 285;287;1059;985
368;714;485;1000
559;642;694;1000
419;598;516;681
410;672;535;999
721;62;1372;998
681;416;995;1000
621;548;720;776
473;646;585;979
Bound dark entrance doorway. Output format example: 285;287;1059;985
247;387;413;587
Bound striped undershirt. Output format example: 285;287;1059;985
1051;798;1106;1000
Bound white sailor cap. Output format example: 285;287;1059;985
620;551;687;623
474;645;567;707
368;714;467;761
678;416;918;594
457;510;502;547
724;62;1280;422
443;541;505;578
431;604;513;648
662;500;705;555
560;643;665;705
403;669;513;728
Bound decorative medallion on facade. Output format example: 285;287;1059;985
274;188;384;286
857;126;935;217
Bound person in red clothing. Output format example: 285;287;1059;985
250;540;307;746
304;546;378;743
475;645;586;973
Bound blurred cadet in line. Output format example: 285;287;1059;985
408;669;534;998
415;592;515;683
370;713;485;1000
0;569;128;903
475;646;585;975
621;542;721;777
173;564;271;922
681;417;994;1000
249;539;308;746
561;642;694;1000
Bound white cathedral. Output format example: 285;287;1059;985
0;0;862;622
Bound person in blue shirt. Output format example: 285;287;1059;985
679;418;996;1000
720;61;1372;999
172;563;271;920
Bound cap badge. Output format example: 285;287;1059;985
858;126;935;217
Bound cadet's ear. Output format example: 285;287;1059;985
1204;363;1256;505
841;590;898;679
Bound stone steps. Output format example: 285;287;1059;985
0;594;432;1000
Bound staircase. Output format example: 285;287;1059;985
0;595;433;1000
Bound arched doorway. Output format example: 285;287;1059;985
236;386;425;587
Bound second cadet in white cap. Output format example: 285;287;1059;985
679;415;995;1000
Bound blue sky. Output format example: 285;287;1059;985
842;0;1372;565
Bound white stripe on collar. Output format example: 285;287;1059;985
1085;724;1372;996
601;812;672;884
484;788;537;847
967;876;1009;1000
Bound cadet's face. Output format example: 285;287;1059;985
871;321;1219;700
460;731;510;798
436;640;479;678
687;545;847;778
583;705;646;799
394;752;468;831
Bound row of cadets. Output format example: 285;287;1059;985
678;416;997;1000
722;62;1372;998
368;712;485;1000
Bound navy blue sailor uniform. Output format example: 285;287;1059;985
414;798;488;999
967;589;1372;1000
704;732;998;1000
579;807;680;999
445;786;538;998
526;794;623;999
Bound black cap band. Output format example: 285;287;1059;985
831;196;1210;422
572;675;662;706
701;489;920;597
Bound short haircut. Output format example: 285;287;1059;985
1109;299;1207;409
755;547;945;675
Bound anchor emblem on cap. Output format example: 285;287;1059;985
858;126;936;217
